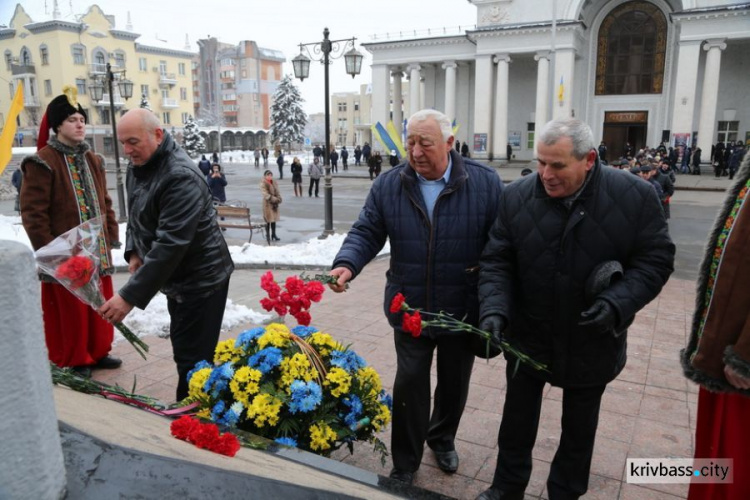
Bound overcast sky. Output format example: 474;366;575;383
1;0;478;115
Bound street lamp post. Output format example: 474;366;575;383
89;62;133;222
292;28;363;238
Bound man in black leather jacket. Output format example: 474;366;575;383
476;118;674;500
99;109;234;401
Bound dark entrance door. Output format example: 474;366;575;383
602;111;648;158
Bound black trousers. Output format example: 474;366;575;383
492;364;606;499
167;278;230;401
391;331;475;472
308;178;320;196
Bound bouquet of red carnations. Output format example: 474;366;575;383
34;217;149;359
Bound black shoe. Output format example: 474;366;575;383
272;235;281;241
433;449;459;473
94;355;122;369
389;468;414;485
476;487;525;500
71;366;92;378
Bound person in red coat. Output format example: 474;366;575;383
21;89;121;377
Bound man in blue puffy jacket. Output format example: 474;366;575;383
328;109;503;486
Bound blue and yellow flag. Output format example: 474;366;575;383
371;121;403;158
452;119;460;137
385;121;406;158
557;76;564;104
0;85;24;176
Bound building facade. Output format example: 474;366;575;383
364;0;750;161
195;37;285;149
0;4;194;154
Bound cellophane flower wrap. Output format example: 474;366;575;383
34;217;149;359
187;273;392;461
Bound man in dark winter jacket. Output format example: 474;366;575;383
98;109;234;402
476;118;674;500
328;109;503;486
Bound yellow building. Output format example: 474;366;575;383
0;4;195;154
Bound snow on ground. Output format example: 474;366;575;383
0;215;390;342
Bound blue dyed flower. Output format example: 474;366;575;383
291;325;318;338
211;400;243;427
248;346;283;374
379;391;393;411
330;350;366;373
186;360;213;383
275;436;298;447
235;327;265;349
343;394;363;428
288;380;322;414
204;363;235;397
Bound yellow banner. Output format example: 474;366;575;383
0;85;25;176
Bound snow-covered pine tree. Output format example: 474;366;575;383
270;75;307;152
182;115;205;158
139;93;151;110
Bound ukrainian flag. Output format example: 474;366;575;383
558;76;564;104
0;85;24;176
372;121;403;158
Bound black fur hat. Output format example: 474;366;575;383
46;93;87;133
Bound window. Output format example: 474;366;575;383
20;47;31;65
717;121;739;144
72;46;85;65
114;52;125;68
596;1;667;95
181;112;189;124
338;118;347;130
162;112;171;125
93;51;106;73
220;58;233;66
220;70;235;79
75;78;86;95
180;87;187;100
338;133;347;144
159;60;167;75
527;122;535;150
40;46;49;65
100;109;111;125
191;61;198;70
140;84;149;98
44;79;52;96
8;83;13;98
5;51;12;70
354;102;359;111
139;57;147;71
338;102;347;112
103;137;114;154
178;62;186;75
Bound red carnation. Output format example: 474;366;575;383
260;297;276;312
273;302;288;317
191;422;220;449
170;415;198;440
260;271;281;299
403;311;423;338
213;433;241;457
390;293;406;313
304;281;325;302
285;276;305;295
293;310;311;326
55;255;96;289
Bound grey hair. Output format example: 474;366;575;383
407;109;453;141
538;118;595;160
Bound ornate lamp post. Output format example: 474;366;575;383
292;28;363;238
89;62;133;221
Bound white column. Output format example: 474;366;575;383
443;61;458;123
391;68;403;132
534;51;550;134
670;40;702;141
472;54;494;160
419;77;426;110
407;63;421;116
553;48;575;119
492;54;511;162
370;64;391;131
697;39;727;156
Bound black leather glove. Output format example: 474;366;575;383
479;315;507;347
579;299;617;331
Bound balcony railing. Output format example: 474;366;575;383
11;64;35;75
89;63;107;75
161;97;179;108
159;73;177;86
24;95;40;107
93;93;125;107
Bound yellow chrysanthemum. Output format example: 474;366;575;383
187;368;212;399
196;408;211;420
309;422;337;451
307;332;343;357
258;323;291;349
246;393;282;427
230;366;263;406
325;367;352;398
372;403;392;431
279;353;319;389
356;366;382;397
214;338;244;365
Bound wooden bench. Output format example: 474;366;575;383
215;205;266;244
